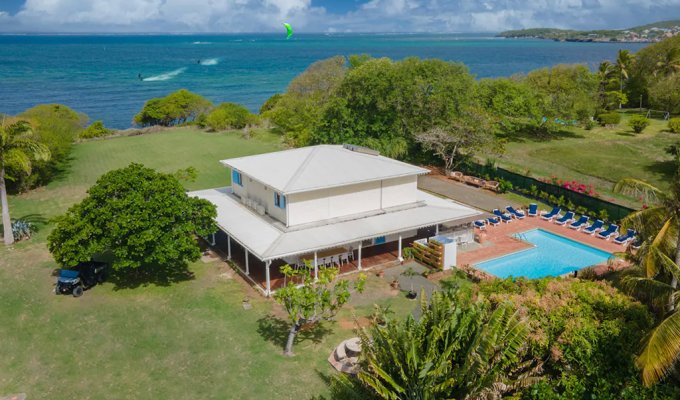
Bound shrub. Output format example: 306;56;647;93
11;219;36;242
583;118;596;130
79;120;112;139
668;117;680;133
628;115;650;133
204;102;258;131
133;89;212;127
597;112;621;126
496;178;513;193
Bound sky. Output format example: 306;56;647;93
0;0;679;33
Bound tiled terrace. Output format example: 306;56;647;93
458;215;630;276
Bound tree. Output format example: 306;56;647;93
47;163;216;270
203;102;257;131
615;49;635;108
133;89;212;127
477;78;544;135
273;262;365;356
415;108;496;172
355;291;539;399
0;118;50;245
653;46;680;78
17;104;86;189
524;64;598;121
614;172;680;385
649;74;680;114
79;120;113;139
596;61;621;111
264;56;347;146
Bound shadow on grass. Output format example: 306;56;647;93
308;370;372;400
643;160;677;181
616;131;636;137
499;127;585;144
256;314;334;351
107;261;195;290
0;213;48;233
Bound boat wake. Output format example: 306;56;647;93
192;41;212;45
200;58;219;66
143;68;187;82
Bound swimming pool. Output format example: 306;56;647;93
476;229;612;279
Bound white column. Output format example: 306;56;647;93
245;248;250;275
435;224;439;235
211;233;216;246
398;234;403;262
265;260;271;297
313;251;318;280
227;235;232;260
358;242;363;270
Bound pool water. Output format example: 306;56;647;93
476;229;612;279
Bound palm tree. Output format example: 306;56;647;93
355;291;539;399
615;50;634;108
0;118;50;245
653;47;680;77
597;61;616;109
614;173;680;385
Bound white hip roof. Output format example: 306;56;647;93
221;144;429;195
190;187;481;261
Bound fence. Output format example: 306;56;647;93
460;162;636;222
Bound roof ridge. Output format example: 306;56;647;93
282;146;321;192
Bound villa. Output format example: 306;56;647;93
190;144;482;296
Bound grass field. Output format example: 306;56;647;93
492;113;678;206
0;128;417;400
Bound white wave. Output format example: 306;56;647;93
143;67;186;82
200;58;219;66
192;41;212;45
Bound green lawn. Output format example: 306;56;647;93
0;128;417;399
492;113;678;206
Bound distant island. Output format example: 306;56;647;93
498;19;680;43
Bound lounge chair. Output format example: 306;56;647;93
568;215;589;230
631;239;642;250
554;211;575;225
506;206;526;219
487;217;501;226
597;224;619;240
473;220;487;230
583;219;604;235
484;180;500;192
614;229;636;245
493;209;513;223
527;203;538;217
450;171;464;181
541;207;561;221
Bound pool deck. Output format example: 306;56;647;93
458;215;630;276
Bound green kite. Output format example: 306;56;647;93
283;22;293;39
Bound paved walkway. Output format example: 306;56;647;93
418;175;519;212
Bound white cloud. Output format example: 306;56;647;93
0;0;678;32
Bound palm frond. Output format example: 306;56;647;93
638;311;680;386
613;178;664;205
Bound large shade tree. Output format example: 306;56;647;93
0;118;50;245
615;171;680;386
47;163;216;270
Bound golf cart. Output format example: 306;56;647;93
55;261;108;297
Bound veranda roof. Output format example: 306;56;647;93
190;187;481;261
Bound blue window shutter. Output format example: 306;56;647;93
274;192;278;207
282;195;286;208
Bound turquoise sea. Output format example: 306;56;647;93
0;34;646;128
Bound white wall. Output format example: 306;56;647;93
381;176;417;208
288;180;382;226
232;169;287;225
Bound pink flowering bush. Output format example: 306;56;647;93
543;176;599;197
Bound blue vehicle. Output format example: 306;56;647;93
55;262;108;297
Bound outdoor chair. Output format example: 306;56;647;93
487;217;500;226
474;220;487;230
527;203;538;217
583;219;604;235
493;209;513;223
568;215;589;230
554;211;575;225
597;224;619;240
541;207;561;221
614;229;636;245
506;206;525;219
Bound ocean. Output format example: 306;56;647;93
0;34;646;129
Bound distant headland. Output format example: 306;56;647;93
498;19;680;43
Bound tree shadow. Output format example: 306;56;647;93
307;370;371;400
44;154;76;185
615;131;636;137
107;261;195;290
499;127;585;144
0;213;48;233
643;160;677;181
256;314;334;351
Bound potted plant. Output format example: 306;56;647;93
242;296;252;310
390;278;400;290
401;267;418;299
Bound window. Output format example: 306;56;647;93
274;192;286;209
232;170;242;186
